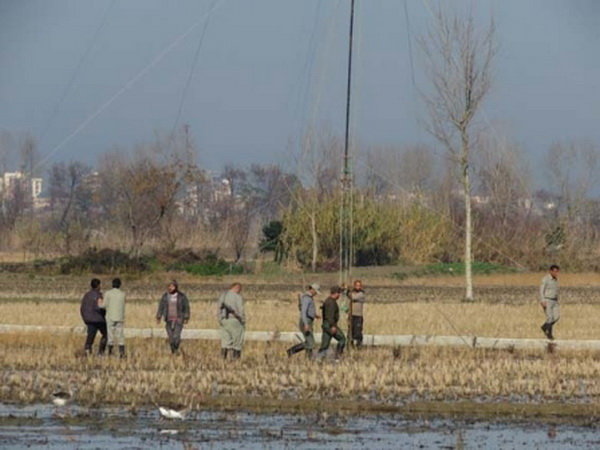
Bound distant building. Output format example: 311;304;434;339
0;171;45;209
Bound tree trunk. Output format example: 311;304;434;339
462;133;474;301
310;212;318;272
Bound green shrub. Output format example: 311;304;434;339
60;248;149;274
393;261;517;279
169;251;244;276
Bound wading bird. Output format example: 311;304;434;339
154;394;202;421
51;386;77;415
158;405;189;420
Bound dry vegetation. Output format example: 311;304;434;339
2;271;600;416
1;272;600;339
2;333;600;417
3;299;600;340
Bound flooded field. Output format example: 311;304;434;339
1;403;599;449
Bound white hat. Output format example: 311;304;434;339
309;283;321;294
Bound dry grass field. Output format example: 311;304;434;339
2;333;600;418
1;271;599;339
2;270;600;416
2;299;600;340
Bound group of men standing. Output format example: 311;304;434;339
286;280;366;360
80;264;562;359
79;278;126;358
79;278;365;360
78;262;564;363
80;279;247;359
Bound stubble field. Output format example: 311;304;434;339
2;271;600;417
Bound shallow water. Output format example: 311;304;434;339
1;403;599;449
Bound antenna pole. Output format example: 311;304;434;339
341;0;355;343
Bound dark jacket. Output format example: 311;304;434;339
156;291;190;323
321;296;340;328
80;289;105;324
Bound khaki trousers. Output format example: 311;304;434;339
544;299;560;325
299;318;315;351
107;320;125;346
220;318;245;351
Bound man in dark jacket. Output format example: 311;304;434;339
156;280;190;354
318;286;346;360
80;278;107;356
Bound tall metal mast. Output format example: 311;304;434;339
341;0;355;341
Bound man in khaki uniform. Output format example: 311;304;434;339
217;282;245;360
347;279;366;348
540;265;560;340
101;278;126;358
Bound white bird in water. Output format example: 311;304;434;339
158;405;188;420
154;394;201;421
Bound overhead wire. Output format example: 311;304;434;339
289;0;324;149
37;0;227;170
169;0;221;140
38;0;116;144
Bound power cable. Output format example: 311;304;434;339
289;0;324;145
38;0;116;143
170;0;221;139
37;1;227;170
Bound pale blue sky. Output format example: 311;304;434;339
0;0;599;173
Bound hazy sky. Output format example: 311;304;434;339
1;0;599;173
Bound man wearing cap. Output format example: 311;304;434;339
318;286;346;360
217;282;246;360
156;280;190;354
286;283;320;359
540;265;560;340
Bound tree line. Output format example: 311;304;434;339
1;5;599;275
0;126;598;272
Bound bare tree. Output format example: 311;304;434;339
476;134;530;223
48;161;93;254
288;128;342;271
19;133;39;178
97;141;188;257
544;140;600;264
364;144;436;198
420;6;496;300
546;140;600;221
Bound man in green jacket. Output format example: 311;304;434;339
217;282;245;360
156;280;190;354
318;286;346;360
101;278;127;358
